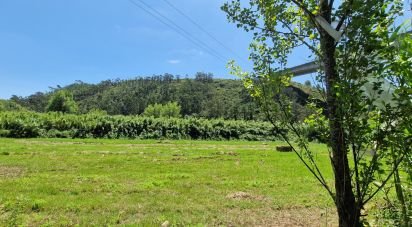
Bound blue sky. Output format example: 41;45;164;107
0;0;255;98
0;0;410;99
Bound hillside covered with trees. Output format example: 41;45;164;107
7;72;318;121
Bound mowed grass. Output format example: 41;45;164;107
0;138;337;226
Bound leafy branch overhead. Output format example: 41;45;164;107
222;0;411;226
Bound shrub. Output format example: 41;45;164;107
0;111;279;141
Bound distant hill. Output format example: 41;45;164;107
9;72;319;121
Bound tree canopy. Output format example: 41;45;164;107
222;0;411;226
11;73;317;121
143;102;181;118
46;90;78;114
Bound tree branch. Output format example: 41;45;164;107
276;98;332;194
276;18;322;56
257;65;335;200
363;152;407;205
254;26;309;38
329;0;335;10
336;0;354;31
290;0;317;19
289;0;321;33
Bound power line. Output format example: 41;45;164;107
128;0;225;62
161;0;246;63
128;0;228;63
134;0;228;62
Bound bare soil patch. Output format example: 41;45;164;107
0;166;25;178
226;191;266;201
221;206;338;227
214;151;239;156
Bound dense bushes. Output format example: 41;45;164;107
0;111;278;141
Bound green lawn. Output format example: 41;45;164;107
0;138;337;226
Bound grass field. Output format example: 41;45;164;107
0;138;337;226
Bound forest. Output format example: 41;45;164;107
0;73;321;141
3;72;316;121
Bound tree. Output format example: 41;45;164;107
11;92;48;112
143;102;181;118
142;103;163;118
0;100;25;112
161;102;181;118
46;90;78;114
375;29;412;226
222;0;411;226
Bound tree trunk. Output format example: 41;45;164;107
319;2;361;226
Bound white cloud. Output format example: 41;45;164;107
167;59;181;64
184;48;204;56
114;25;175;38
171;48;204;56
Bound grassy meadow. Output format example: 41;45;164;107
0;138;337;226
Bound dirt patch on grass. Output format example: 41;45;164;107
226;191;266;201
270;207;337;227
0;166;25;178
221;206;338;227
171;157;188;161
214;151;239;156
225;192;337;226
193;156;218;160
